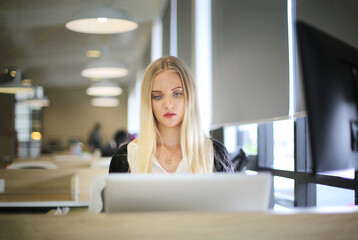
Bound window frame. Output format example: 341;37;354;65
252;116;358;207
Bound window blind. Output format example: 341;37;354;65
211;0;289;127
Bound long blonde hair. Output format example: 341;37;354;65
131;56;214;173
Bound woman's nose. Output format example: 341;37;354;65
164;97;173;110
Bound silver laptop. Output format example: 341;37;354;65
105;173;272;213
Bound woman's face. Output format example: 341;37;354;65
151;70;185;130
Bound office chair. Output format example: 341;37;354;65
231;148;249;172
88;175;106;214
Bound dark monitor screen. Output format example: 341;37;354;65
296;21;358;173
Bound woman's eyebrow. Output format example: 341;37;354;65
171;86;183;91
151;90;161;94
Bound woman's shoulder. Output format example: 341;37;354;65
113;140;137;154
109;142;131;173
117;142;129;154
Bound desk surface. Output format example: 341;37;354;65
0;201;88;207
1;211;358;240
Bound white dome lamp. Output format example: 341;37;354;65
0;69;33;94
24;86;50;109
65;6;138;34
81;46;128;79
91;96;120;107
86;79;123;97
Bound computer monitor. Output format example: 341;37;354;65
296;21;358;173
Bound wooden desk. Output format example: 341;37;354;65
1;210;358;240
0;168;108;209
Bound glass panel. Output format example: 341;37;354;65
30;146;41;158
18;147;28;158
317;169;355;180
316;184;355;208
273;176;295;210
238;124;257;155
15;119;31;129
15;104;31;115
14;101;43;158
273;119;294;171
224;124;257;155
18;133;30;142
224;126;237;154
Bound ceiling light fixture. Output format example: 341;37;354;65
24;86;50;109
91;97;120;107
81;58;128;79
86;79;123;97
0;70;33;94
65;6;138;34
81;46;128;79
86;50;101;58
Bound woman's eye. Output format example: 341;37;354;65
152;95;162;100
173;92;182;97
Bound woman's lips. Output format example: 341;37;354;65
164;112;176;118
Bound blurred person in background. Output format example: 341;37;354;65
88;122;102;152
102;130;130;157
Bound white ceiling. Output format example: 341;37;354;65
0;0;165;90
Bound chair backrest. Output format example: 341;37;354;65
6;161;58;169
90;157;111;169
88;175;107;213
231;148;249;172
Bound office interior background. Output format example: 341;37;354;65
0;0;357;210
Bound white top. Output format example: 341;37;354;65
127;141;188;174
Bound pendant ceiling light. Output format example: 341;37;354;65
0;70;33;94
86;79;123;97
24;86;50;109
91;96;120;107
65;6;138;34
81;46;128;79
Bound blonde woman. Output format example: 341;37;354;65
109;56;233;173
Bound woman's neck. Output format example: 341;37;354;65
157;125;181;147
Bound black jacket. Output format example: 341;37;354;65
109;139;234;173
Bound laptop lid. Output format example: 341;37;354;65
105;173;272;213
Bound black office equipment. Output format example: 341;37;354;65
296;21;358;173
231;148;248;172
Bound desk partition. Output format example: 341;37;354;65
0;168;107;212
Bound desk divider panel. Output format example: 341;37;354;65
0;168;107;203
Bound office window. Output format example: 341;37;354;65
15;94;43;158
15;103;31;142
224;126;237;154
224;124;258;156
273;176;294;210
316;184;355;208
273;119;294;171
238;124;258;155
250;0;358;210
317;169;356;180
257;116;357;209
